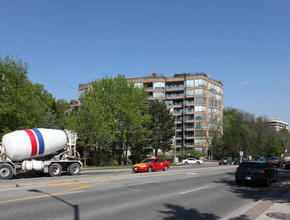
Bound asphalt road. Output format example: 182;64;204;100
0;164;289;220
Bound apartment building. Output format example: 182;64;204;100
267;119;288;132
128;72;223;156
69;72;223;156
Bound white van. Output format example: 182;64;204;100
284;156;290;162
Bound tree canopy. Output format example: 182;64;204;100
66;74;152;165
0;56;68;138
147;100;175;156
211;107;290;159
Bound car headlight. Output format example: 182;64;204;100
141;165;147;167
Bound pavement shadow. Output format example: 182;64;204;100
28;189;80;220
159;203;219;220
228;214;251;220
215;171;290;204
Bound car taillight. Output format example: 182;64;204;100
235;167;239;173
261;169;265;175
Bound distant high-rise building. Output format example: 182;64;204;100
128;72;223;156
267;119;288;131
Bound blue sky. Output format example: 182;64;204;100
1;0;290;125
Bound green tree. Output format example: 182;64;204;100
222;108;252;157
189;148;202;159
267;140;283;156
211;136;230;159
66;74;151;165
147;100;175;157
0;56;51;138
54;99;69;129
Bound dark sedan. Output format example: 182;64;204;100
285;161;290;170
235;161;278;186
234;158;247;165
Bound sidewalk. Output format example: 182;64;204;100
255;186;290;220
226;182;290;220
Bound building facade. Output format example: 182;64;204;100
267;119;288;132
68;72;223;156
129;72;223;156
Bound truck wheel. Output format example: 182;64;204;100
0;163;14;180
68;163;81;175
49;163;62;177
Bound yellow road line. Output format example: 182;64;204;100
46;183;92;187
0;180;107;204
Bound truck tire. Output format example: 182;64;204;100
49;163;62;177
0;163;14;180
68;163;81;175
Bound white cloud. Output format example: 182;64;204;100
239;80;250;86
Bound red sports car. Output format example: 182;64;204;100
132;157;171;173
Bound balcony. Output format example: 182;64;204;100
166;85;184;92
184;144;195;148
184;126;194;131
184;117;194;123
184;109;194;115
166;94;184;100
174;120;182;124
184;101;194;106
146;87;153;92
173;111;183;116
185;135;195;140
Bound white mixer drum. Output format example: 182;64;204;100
2;129;67;161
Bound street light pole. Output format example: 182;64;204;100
174;116;177;164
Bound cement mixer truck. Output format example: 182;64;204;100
0;128;82;180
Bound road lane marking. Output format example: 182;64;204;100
126;181;159;187
179;185;210;195
0;180;107;204
186;172;198;176
46;183;92;187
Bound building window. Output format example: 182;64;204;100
209;83;222;94
134;82;143;88
209;92;222;100
153;82;165;89
194;97;207;104
186;89;194;96
208;115;222;122
195;79;207;87
209;123;221;130
209;99;221;108
194;114;207;120
195;130;207;137
185;80;194;87
194;89;207;95
184;107;194;113
153;91;165;97
209;107;222;115
165;100;173;106
194;122;207;129
194;139;207;145
195;105;207;112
